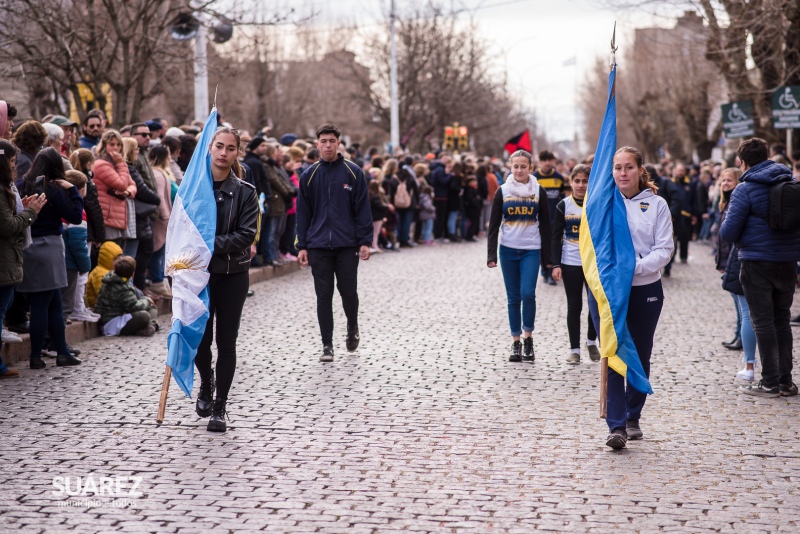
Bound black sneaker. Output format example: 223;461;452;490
791;315;800;326
626;420;643;440
30;358;46;370
509;340;522;362
207;398;228;433
522;337;534;362
779;383;798;397
606;428;627;449
320;345;334;363
741;381;780;398
346;327;360;352
196;371;214;418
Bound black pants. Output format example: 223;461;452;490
675;215;691;261
741;260;796;388
466;214;480;240
561;264;597;349
433;199;448;238
134;236;155;291
28;289;71;359
194;271;250;401
308;247;360;346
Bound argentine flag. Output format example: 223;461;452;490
578;60;652;395
164;108;218;398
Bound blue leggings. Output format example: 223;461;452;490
589;281;663;432
499;245;540;336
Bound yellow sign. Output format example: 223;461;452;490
69;83;113;125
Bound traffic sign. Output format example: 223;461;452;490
771;86;800;129
721;100;755;138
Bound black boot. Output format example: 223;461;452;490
509;340;522;362
522;337;534;362
722;338;742;351
56;353;82;366
196;370;214;418
207;398;228;432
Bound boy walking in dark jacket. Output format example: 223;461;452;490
720;137;800;397
296;124;373;363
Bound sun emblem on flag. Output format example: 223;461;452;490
166;252;205;275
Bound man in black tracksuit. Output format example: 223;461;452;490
296;123;373;362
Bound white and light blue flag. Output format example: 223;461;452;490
165;108;218;397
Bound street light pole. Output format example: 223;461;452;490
194;13;209;121
389;0;400;154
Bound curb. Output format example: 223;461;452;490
1;261;302;367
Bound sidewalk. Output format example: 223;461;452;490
0;262;301;366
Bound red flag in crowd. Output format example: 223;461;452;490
504;129;532;154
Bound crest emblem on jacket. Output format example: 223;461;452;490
639;202;649;213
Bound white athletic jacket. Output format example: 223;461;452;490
621;188;674;286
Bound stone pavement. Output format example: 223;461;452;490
1;239;799;533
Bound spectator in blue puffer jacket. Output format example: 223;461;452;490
61;170;93;322
720;137;800;398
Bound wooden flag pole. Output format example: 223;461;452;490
600;358;608;418
156;366;172;424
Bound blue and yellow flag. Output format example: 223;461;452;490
579;62;652;395
164;109;218;398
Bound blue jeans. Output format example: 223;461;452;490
397;208;414;243
498;245;540;336
0;284;14;374
264;216;281;262
733;293;757;365
447;211;459;236
149;246;166;283
421;219;434;242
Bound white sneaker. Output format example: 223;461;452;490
1;328;22;343
736;368;754;382
70;311;100;323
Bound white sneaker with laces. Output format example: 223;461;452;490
70;311;100;323
736;368;754;382
1;328;22;343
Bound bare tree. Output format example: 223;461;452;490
348;2;538;155
0;0;296;126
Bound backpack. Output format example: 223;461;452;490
766;178;800;232
394;178;412;209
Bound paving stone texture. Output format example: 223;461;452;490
1;240;799;533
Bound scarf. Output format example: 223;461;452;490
506;174;538;198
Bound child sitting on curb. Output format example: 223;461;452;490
85;241;123;309
93;256;158;337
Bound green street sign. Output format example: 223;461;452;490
721;100;755;138
772;85;800;129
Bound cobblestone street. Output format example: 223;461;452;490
2;240;799;533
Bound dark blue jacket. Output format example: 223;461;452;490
79;135;99;149
296;155;373;250
429;160;450;199
722;245;743;295
719;160;800;262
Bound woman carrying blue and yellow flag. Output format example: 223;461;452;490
579;44;674;450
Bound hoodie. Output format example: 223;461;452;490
620;188;674;286
719;160;800;262
85;241;123;308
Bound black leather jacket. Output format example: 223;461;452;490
209;173;259;274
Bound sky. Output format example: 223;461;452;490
258;0;677;146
